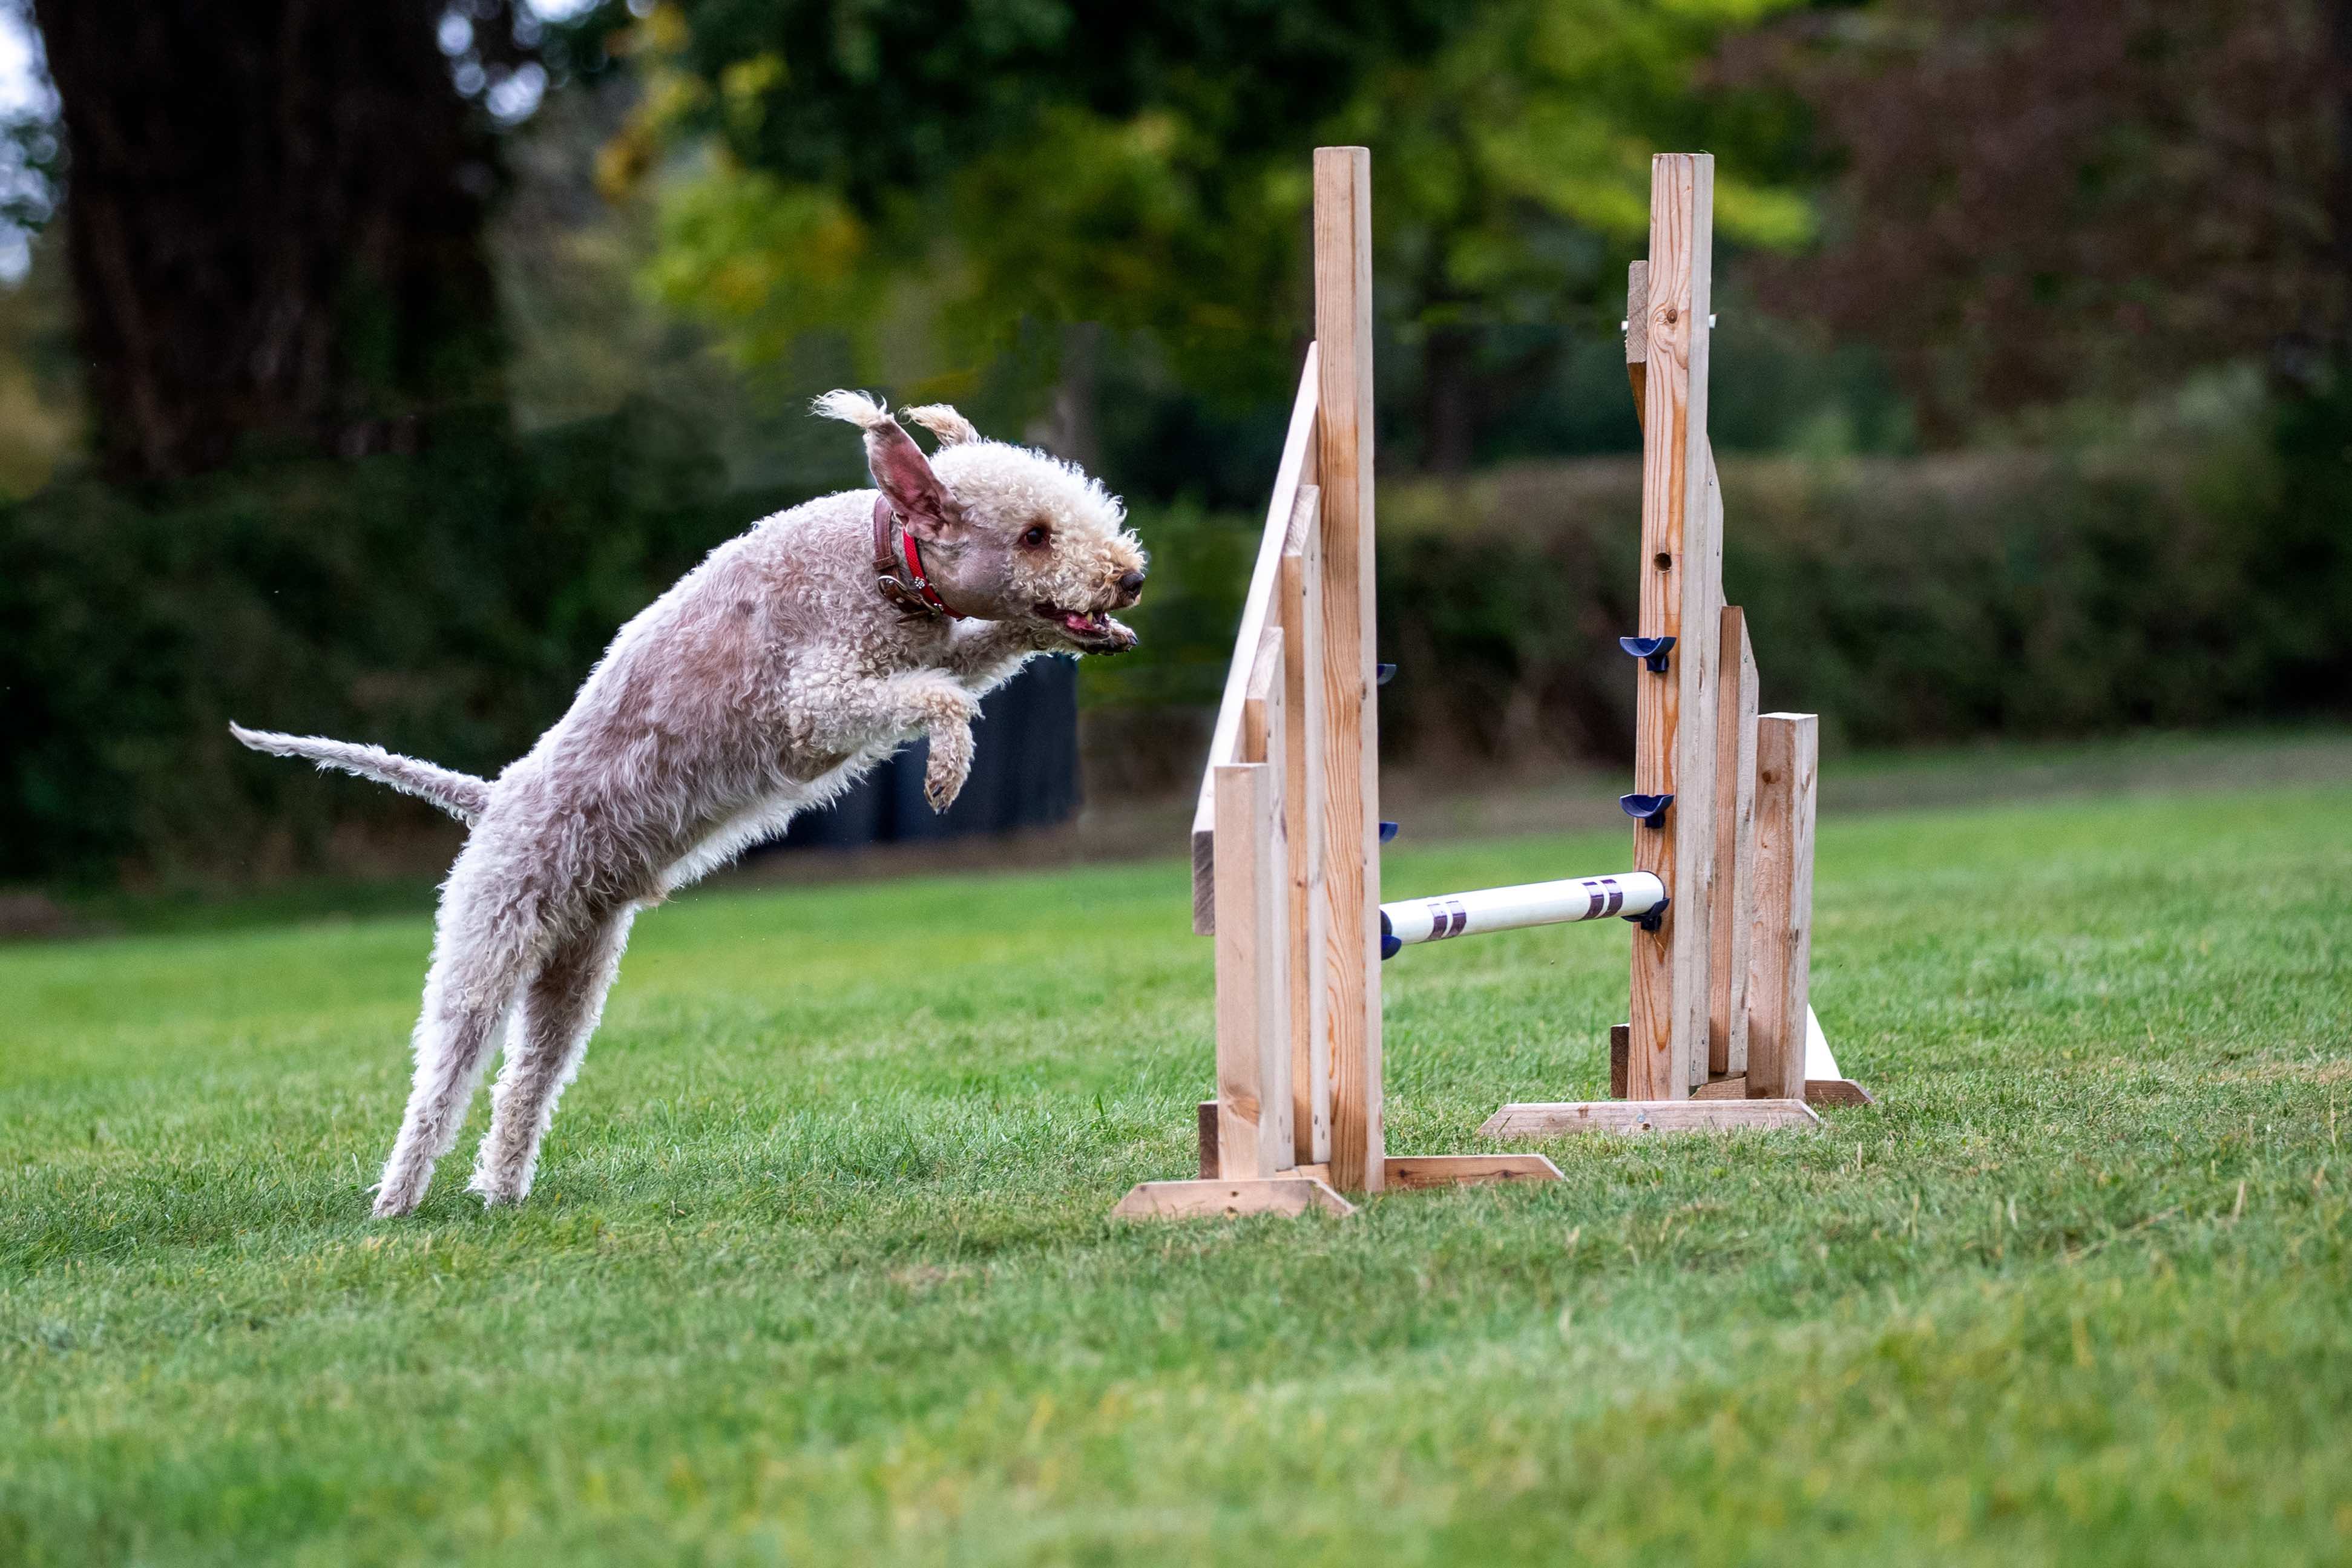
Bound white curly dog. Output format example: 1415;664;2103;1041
233;394;1146;1216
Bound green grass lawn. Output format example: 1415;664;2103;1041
4;758;2350;1564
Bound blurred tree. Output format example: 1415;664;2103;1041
615;0;1456;456
1330;0;1812;468
614;0;1810;471
1745;0;2348;437
30;0;535;480
0;235;79;497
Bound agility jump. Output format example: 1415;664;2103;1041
1113;147;1871;1221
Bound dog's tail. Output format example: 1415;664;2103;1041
229;723;491;824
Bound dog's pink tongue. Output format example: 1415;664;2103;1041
1063;611;1097;634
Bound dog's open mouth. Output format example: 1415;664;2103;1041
1036;603;1137;652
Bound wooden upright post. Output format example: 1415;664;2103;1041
1626;153;1721;1099
1313;146;1385;1195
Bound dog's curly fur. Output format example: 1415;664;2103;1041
233;396;1146;1216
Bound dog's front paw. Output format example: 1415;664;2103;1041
924;724;974;813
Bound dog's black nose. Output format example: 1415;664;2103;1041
1117;569;1146;603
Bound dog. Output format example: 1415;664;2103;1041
232;393;1145;1216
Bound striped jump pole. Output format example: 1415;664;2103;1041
1379;873;1666;959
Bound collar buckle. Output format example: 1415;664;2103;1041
872;495;962;621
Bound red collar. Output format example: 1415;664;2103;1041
898;520;962;620
872;494;964;621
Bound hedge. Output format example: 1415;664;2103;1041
1096;407;2351;768
0;400;776;882
7;389;2346;883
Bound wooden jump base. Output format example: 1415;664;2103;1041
1113;148;1870;1222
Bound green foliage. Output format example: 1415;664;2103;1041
1379;438;2351;755
625;0;1812;425
1094;407;2352;758
3;765;2351;1560
1339;0;1812;326
1074;498;1265;712
0;401;790;882
641;157;888;370
622;0;1442;393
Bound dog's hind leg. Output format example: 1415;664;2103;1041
373;881;548;1218
468;907;636;1206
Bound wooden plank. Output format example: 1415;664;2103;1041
1609;1022;1630;1100
1243;625;1295;1164
1195;1100;1218;1179
1477;1098;1822;1138
1212;755;1293;1178
1693;1075;1748;1101
1687;446;1727;1096
1111;1178;1356;1219
1746;712;1818;1100
1279;486;1333;1165
1384;1153;1563;1189
1709;605;1759;1078
1191;824;1217;942
1242;621;1282;762
1625;259;1649;421
1626;152;1720;1101
1313;145;1385;1195
1191;347;1321;934
1805;1078;1877;1108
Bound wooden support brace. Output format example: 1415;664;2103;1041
1112;1179;1356;1219
1746;713;1818;1101
1477;1098;1822;1138
1383;1153;1563;1189
1709;606;1759;1078
1116;1153;1555;1219
1279;486;1332;1165
1625;259;1649;422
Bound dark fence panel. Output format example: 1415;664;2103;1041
772;655;1080;849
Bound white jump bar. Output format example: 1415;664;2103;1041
1381;871;1666;958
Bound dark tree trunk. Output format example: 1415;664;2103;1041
1419;323;1478;474
2332;0;2352;362
32;0;507;481
1025;321;1104;471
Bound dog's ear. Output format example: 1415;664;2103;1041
901;404;981;447
813;390;967;539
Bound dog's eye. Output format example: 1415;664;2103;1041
1020;523;1050;548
